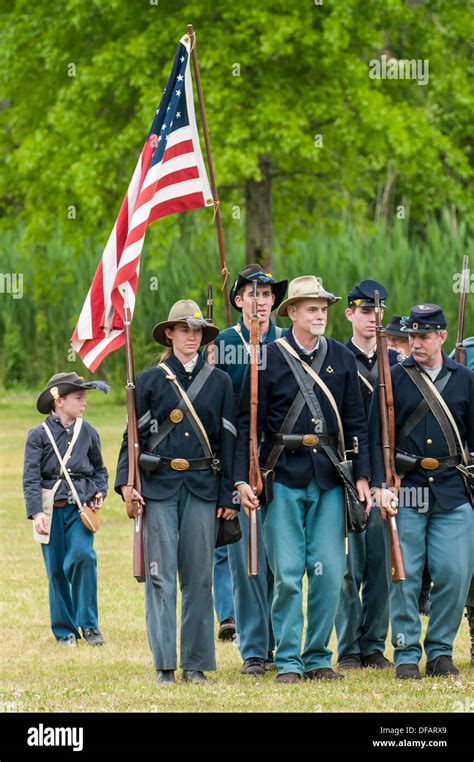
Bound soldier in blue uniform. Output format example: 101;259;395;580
385;315;410;359
23;372;109;646
115;300;237;685
387;317;432;615
213;264;288;675
234;276;371;682
335;280;398;670
370;305;474;679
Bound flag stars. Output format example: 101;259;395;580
161;123;167;131
176;112;181;118
177;74;184;82
180;56;185;62
175;89;182;97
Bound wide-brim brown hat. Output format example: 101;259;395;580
277;275;341;317
152;299;219;347
37;372;110;414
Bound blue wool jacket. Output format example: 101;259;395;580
23;417;108;518
115;352;236;507
233;327;371;489
368;353;474;510
214;317;286;397
346;338;399;416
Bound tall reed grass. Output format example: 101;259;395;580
0;210;471;396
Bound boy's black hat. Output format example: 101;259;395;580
37;372;109;414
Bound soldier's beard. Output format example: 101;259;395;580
310;324;326;336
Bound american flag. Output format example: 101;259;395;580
71;34;213;371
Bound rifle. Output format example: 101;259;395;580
374;291;406;583
248;279;262;577
123;298;145;583
454;256;469;365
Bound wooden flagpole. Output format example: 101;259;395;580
187;23;232;327
122;287;145;582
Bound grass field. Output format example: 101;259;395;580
1;393;472;714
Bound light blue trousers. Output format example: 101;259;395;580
391;502;473;665
228;508;275;660
262;480;345;674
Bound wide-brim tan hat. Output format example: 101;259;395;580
152;299;219;347
277;275;341;317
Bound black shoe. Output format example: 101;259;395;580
264;652;277;671
218;618;236;641
241;657;266;675
81;627;104;646
304;668;344;680
182;670;208;684
426;656;459;677
156;670;176;684
276;672;301;683
396;663;422;680
337;653;362;670
57;633;77;646
362;652;394;669
418;592;431;616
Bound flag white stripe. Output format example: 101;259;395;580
129;176;206;231
141;148;201;193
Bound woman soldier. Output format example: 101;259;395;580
115;300;237;684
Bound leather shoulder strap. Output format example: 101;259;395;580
232;323;251;355
263;338;328;472
158;363;213;458
402;366;459;457
276;338;344;451
145;362;213;453
418;371;468;464
397;370;452;446
42;419;84;512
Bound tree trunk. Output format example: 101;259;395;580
245;155;272;269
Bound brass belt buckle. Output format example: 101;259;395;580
420;457;440;470
170;458;190;471
303;434;319;446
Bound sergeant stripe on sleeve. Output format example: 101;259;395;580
222;417;237;437
137;410;152;430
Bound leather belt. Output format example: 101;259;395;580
263;432;338;448
53;499;68;508
396;453;461;471
43;472;89;480
158;456;216;472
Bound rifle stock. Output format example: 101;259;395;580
124;302;145;583
248;280;262;577
375;291;406;583
454;256;469;365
